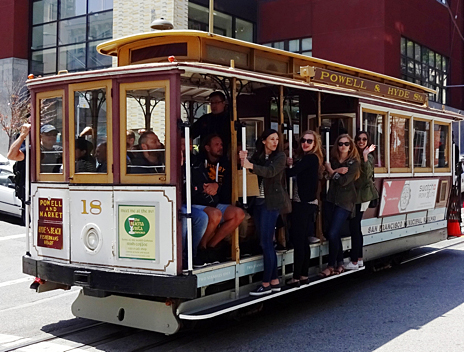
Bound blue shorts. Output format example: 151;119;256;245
191;203;230;223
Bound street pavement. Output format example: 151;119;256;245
1;211;464;351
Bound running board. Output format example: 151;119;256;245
178;266;365;320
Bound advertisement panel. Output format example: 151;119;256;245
118;205;156;260
379;179;439;217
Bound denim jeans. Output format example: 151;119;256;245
349;203;364;261
182;205;209;266
254;199;280;283
325;202;351;267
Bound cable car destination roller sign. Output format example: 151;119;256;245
309;67;428;104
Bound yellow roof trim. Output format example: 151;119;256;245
97;30;436;95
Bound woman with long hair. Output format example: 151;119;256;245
239;129;291;296
286;130;323;287
345;131;377;270
321;134;360;277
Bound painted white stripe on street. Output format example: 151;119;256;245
2;337;31;347
0;233;26;241
0;334;23;344
0;290;79;314
0;277;33;288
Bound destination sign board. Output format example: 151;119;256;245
310;67;429;105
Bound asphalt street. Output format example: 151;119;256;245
1;211;464;351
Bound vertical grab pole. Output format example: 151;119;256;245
184;127;194;272
288;128;293;200
25;134;30;255
325;130;330;193
241;125;247;206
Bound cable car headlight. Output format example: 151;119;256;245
81;224;102;253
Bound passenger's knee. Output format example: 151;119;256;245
210;208;222;225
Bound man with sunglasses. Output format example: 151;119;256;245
192;91;231;153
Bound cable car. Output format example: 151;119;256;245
22;29;462;334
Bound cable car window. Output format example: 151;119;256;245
125;87;167;176
390;115;410;169
434;123;449;168
73;88;107;173
39;96;63;174
362;111;386;169
413;120;430;168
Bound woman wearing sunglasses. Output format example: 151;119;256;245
285;131;324;287
240;129;291;296
345;131;378;270
321;134;360;277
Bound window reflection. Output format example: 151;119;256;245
362;112;385;168
390;116;409;168
74;88;107;174
39;97;63;173
434;124;449;168
126;88;166;175
413;120;430;168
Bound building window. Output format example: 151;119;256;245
30;0;113;76
400;37;448;105
188;2;255;42
262;37;312;56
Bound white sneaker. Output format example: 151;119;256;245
344;262;359;270
358;260;364;267
309;236;320;244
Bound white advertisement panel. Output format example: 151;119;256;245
379;179;439;217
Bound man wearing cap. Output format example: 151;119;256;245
39;124;63;173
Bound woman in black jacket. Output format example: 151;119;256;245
286;130;323;287
322;134;360;277
240;129;291;296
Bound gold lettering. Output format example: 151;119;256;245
346;77;353;86
330;74;338;82
338;75;346;84
404;91;410;99
321;71;330;80
388;87;395;95
361;81;367;89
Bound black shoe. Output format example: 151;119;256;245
299;278;310;285
249;284;272;296
286;279;300;288
207;244;227;263
271;282;281;292
193;248;209;268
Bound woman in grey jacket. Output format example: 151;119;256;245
240;129;290;296
322;134;360;277
345;131;378;270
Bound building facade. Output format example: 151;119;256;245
0;0;462;154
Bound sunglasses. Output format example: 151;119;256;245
338;141;350;147
357;137;368;142
300;138;314;144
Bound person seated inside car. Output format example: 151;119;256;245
127;131;165;174
191;134;245;263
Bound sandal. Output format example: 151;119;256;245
334;265;345;275
286;278;300;288
318;267;334;278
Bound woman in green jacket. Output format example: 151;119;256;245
240;129;290;296
345;131;378;270
321;134;360;277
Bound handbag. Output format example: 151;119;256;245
367;168;379;208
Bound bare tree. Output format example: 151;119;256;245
0;76;30;145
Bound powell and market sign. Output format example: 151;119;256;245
303;67;429;105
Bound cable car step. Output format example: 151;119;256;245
178;266;365;320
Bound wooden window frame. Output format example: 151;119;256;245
68;80;113;184
412;117;433;173
36;90;66;182
120;80;170;184
433;120;451;173
389;113;412;173
362;108;387;174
